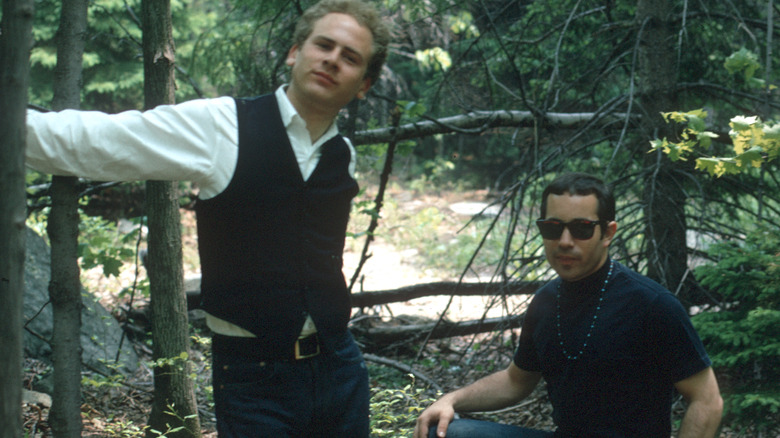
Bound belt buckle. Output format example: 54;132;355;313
294;335;320;360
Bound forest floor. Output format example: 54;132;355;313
22;184;740;437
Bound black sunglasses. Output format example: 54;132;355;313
536;218;606;240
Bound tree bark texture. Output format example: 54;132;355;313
635;0;691;301
47;0;89;435
146;182;200;437
142;0;200;435
46;177;83;438
0;0;34;436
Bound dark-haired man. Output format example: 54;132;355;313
26;1;391;435
415;173;723;438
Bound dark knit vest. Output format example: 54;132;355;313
196;93;359;356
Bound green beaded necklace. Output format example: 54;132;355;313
556;260;614;361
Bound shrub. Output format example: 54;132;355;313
369;368;437;437
691;227;780;434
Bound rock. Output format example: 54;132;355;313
23;227;138;375
22;389;52;408
448;201;501;217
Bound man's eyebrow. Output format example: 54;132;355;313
544;217;598;222
312;35;367;62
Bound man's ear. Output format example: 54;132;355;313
602;221;618;246
355;78;372;100
286;45;299;67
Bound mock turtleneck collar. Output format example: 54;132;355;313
560;258;613;296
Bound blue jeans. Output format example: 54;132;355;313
213;331;369;437
429;419;555;438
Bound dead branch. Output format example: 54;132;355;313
352;110;633;145
353;314;524;346
350;280;544;308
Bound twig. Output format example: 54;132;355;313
363;353;442;392
348;106;402;292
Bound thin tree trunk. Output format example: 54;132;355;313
47;178;82;438
635;0;691;301
47;0;89;435
142;0;200;435
0;0;34;436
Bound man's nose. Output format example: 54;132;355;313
558;227;575;247
323;49;340;68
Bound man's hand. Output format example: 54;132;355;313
414;396;457;438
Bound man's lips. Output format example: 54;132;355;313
313;71;337;85
555;255;579;264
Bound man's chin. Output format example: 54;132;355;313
553;263;587;282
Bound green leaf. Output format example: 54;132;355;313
730;115;759;131
724;48;761;81
735;146;766;168
100;257;124;278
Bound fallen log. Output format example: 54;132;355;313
352;314;524;346
350;281;544;308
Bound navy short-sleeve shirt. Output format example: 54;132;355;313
514;260;711;437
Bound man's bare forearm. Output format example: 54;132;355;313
678;398;723;438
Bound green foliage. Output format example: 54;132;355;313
147;403;199;437
415;47;453;72
29;0;241;109
448;11;479;39
724;47;766;89
78;214;140;278
408;157;456;191
82;360;127;389
146;352;191;373
651;47;779;178
650;109;778;177
691;228;780;433
370;373;437;437
27;205;143;288
29;0;144;109
96;418;147;437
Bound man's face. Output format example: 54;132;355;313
286;12;373;115
542;193;616;282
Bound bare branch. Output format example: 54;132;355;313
352;110;634;145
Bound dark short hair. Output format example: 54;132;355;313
540;173;615;235
293;0;391;85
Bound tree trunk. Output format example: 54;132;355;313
635;0;691;301
142;0;201;436
47;0;89;435
145;183;200;437
0;0;34;436
47;177;83;438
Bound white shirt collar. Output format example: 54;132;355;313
274;85;339;144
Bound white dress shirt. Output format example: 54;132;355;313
26;86;356;337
